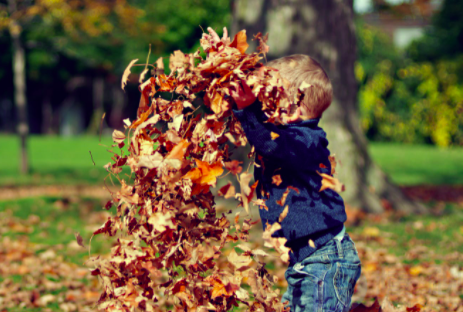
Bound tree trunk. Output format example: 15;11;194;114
9;0;29;174
87;76;105;134
232;0;425;214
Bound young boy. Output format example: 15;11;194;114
206;28;362;312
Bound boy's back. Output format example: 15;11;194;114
232;102;346;264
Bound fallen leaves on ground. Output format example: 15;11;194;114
0;200;462;311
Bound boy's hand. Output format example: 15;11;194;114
202;27;230;46
230;80;256;110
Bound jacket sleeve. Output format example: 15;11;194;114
233;104;327;168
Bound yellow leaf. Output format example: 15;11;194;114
409;265;424;276
270;132;280;140
308;239;315;248
362;226;380;237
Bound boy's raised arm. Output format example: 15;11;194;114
233;102;328;168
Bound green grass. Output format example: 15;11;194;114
2;136;463;186
0;196;113;264
0;135;121;186
369;142;463;185
1;135;463;186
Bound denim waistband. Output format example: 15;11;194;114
309;233;355;259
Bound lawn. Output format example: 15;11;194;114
369;142;463;185
1;135;463;186
0;135;114;186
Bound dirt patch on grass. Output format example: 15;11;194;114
0;185;116;201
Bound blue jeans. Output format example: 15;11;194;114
282;234;361;312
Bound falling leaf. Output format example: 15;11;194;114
253;32;269;54
278;205;289;222
228;249;252;271
74;232;85;248
270;132;279;140
229;30;249;54
112;130;126;144
308;239;315;248
224;160;243;175
262;222;290;263
318;171;345;193
121;59;138;90
276;187;297;206
328;155;337;175
218;183;236;199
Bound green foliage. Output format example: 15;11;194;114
408;0;463;61
356;18;463;146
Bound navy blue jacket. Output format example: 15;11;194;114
233;104;347;265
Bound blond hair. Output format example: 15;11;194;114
266;54;332;118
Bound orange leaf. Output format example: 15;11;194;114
166;139;189;160
230;30;249;54
318;172;345;193
184;159;224;187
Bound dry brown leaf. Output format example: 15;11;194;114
121;59;138;90
218;183;236;199
74;232;85;248
112;130;126;144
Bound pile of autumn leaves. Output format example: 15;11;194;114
89;31;309;311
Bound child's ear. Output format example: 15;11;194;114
283;107;302;124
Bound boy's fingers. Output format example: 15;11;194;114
223;27;228;40
207;27;221;43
